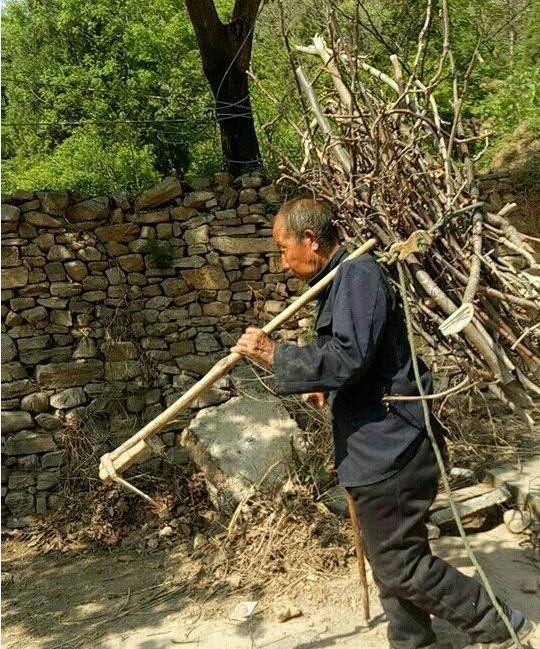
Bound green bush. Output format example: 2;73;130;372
140;239;173;269
2;127;160;195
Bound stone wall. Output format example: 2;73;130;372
1;173;308;528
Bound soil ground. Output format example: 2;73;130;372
2;523;539;649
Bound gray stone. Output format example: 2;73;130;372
37;471;59;491
42;451;64;468
210;236;278;255
95;223;139;242
195;332;220;352
2;335;17;362
50;282;82;297
2;362;26;382
105;360;141;381
182;265;229;290
101;340;138;361
35;413;61;430
8;473;35;489
1;204;20;228
50;387;87;409
21;306;47;323
21;392;49;413
176;354;217;376
78;246;103;261
40;274;66;295
65;260;88;282
1;411;33;433
16;334;50;351
67;196;109;223
239;188;258;204
50;310;72;327
184;224;210;245
161;278;187;297
259;183;283;204
202;302;230;317
24;211;63;228
36;359;104;388
47;244;73;262
1;266;29;289
35;233;55;251
118;253;144;272
37;191;68;215
4;491;35;516
105;267;126;285
192;387;230;409
73;337;97;359
4;430;57;455
2;379;35;399
38;297;68;309
170;206;198;222
183;191;215;209
2;246;20;267
183;395;303;511
10;297;35;311
135;177;182;210
172;256;206;269
133;210;170;227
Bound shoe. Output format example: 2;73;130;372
470;619;536;648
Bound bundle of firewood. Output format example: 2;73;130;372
271;4;540;424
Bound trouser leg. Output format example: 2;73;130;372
349;434;511;649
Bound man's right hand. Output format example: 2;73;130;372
302;392;327;409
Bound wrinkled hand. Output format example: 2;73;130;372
231;327;275;368
302;392;327;409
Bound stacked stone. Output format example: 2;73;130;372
1;173;309;528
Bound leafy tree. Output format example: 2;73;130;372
1;0;218;193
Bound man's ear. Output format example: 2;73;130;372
304;229;319;251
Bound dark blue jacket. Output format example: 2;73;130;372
273;248;432;487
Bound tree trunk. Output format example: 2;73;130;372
205;61;261;176
185;0;262;176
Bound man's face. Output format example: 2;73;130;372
272;214;324;280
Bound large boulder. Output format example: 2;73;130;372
182;395;304;512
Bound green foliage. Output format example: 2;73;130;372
2;0;538;193
1;0;219;191
140;239;173;269
2;126;160;195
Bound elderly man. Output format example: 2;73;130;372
232;197;534;649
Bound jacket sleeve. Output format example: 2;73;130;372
273;262;387;394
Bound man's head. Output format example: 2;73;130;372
272;197;340;280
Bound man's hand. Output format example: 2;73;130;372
231;327;275;368
302;392;327;409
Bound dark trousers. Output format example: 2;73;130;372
348;433;511;649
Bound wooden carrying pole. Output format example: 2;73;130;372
99;238;378;484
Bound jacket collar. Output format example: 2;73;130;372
308;245;347;288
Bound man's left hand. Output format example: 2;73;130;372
231;327;275;368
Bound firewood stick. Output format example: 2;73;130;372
346;491;370;621
99;238;378;482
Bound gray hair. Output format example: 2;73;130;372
278;197;339;248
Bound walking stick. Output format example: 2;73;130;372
98;238;378;501
347;491;370;622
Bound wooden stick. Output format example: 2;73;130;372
99;238;378;482
346;491;370;622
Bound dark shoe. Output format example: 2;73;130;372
470;619;536;648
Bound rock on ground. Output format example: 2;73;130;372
183;395;304;511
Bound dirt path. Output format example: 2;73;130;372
3;524;539;649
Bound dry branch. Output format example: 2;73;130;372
265;12;540;421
